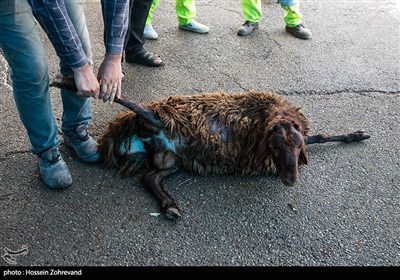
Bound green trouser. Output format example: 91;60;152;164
146;0;196;26
242;0;303;27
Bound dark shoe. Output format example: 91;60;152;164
125;49;163;67
38;147;72;189
237;21;259;36
285;24;312;39
64;124;101;163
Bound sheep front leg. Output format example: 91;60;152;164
305;130;370;145
141;168;181;220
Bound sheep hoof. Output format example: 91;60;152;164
165;207;181;220
351;130;371;142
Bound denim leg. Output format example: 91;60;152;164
0;3;60;155
279;0;299;6
60;0;93;135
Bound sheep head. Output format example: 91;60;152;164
259;120;308;186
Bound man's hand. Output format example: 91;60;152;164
71;63;100;98
97;54;123;104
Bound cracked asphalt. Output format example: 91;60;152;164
1;0;399;268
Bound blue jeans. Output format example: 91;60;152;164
61;0;93;136
0;0;93;155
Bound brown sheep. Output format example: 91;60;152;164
50;76;370;220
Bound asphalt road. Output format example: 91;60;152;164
1;0;399;268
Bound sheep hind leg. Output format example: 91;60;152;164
305;130;370;145
141;167;181;220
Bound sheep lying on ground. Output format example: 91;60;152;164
50;77;370;220
97;91;370;220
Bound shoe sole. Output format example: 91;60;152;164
286;31;312;40
285;28;312;40
42;178;72;189
178;26;209;34
145;36;158;40
144;33;158;40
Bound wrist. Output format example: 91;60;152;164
104;53;123;62
72;63;91;74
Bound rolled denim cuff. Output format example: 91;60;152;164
279;0;299;7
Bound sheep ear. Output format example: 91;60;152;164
256;125;277;161
299;144;308;165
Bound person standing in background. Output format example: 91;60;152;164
143;0;209;40
238;0;312;39
124;0;164;67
